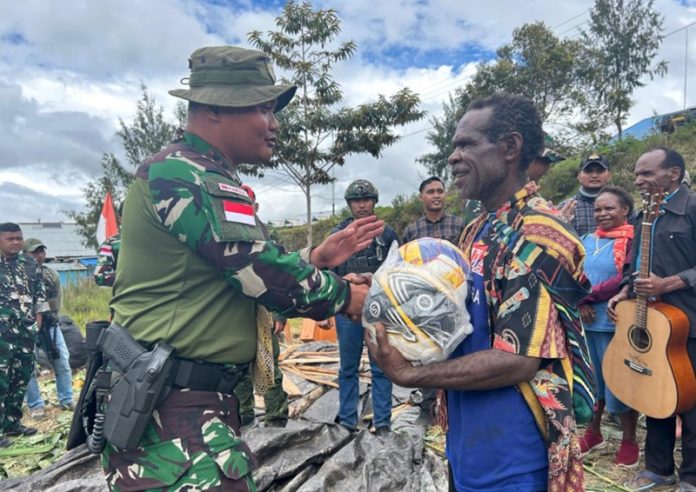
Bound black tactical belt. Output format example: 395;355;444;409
171;358;250;394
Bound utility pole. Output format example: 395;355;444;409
331;169;335;216
685;27;689;110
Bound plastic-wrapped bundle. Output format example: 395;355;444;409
363;238;473;364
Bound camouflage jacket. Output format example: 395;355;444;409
94;234;120;287
110;131;351;363
0;252;49;330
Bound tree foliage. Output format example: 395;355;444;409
66;86;184;248
418;21;581;180
417;90;470;181
578;0;667;140
248;1;425;245
468;22;583;122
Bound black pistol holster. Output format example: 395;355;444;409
68;322;250;454
98;323;174;452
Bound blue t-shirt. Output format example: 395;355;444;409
580;234;616;332
446;224;547;492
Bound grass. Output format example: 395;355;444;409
62;280;112;331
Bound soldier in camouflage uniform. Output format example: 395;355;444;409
330;180;399;434
94;233;121;287
100;46;382;491
0;223;48;448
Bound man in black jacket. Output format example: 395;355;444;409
609;147;696;491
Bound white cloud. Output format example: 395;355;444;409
2;0;696;227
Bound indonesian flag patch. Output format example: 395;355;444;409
98;244;113;258
223;200;256;226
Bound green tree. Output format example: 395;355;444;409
417;90;470;181
418;21;581;180
578;0;667;140
248;1;425;245
66;86;185;248
469;22;583;122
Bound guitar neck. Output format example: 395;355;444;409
635;221;652;327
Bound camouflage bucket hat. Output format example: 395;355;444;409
169;46;297;112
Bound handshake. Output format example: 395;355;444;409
321;273;372;326
342;272;373;322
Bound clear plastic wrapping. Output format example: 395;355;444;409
363;238;473;364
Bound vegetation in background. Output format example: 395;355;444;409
62;280;112;330
420;0;668;174
249;0;425;245
540;122;696;205
577;0;667;141
67;87;186;249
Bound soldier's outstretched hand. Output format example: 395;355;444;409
310;215;385;268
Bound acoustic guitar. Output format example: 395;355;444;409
603;190;696;418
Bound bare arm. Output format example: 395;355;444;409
366;324;540;390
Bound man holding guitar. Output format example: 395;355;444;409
609;147;696;491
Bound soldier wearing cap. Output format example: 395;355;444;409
95;47;384;491
561;154;612;237
22;238;74;419
327;179;399;434
526;133;566;183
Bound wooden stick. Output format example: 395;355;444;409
278;345;299;362
289;386;329;418
279;357;339;365
281;372;303;397
284;365;339;388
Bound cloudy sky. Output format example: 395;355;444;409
2;0;696;227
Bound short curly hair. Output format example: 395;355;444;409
597;185;634;218
467;93;543;172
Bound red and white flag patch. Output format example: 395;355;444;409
223;200;256;226
98;245;113;258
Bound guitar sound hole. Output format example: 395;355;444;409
628;325;652;353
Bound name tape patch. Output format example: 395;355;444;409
219;182;249;198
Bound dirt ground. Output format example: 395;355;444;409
581;414;680;492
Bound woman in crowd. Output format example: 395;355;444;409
577;185;640;468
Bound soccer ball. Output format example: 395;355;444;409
363;238;472;364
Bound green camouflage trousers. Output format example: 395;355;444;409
235;333;288;427
0;324;35;435
102;389;257;491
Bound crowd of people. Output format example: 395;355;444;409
2;42;696;492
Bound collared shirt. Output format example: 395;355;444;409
402;212;466;245
458;183;591;491
567;190;597;237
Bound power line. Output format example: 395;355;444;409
551;9;590;30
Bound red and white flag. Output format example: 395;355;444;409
223;200;256;226
96;192;119;245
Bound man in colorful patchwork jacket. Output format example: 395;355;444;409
369;93;594;492
99;46;383;491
